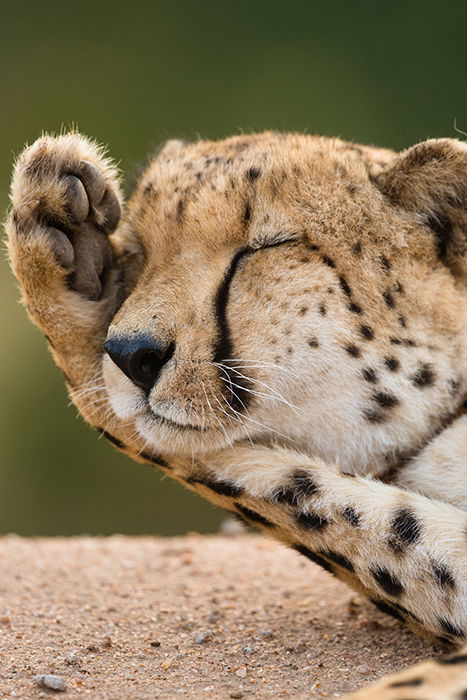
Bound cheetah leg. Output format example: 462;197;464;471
5;132;148;448
394;414;467;511
177;442;467;647
344;646;467;699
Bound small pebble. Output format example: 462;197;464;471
259;629;273;639
194;632;211;644
150;640;161;647
243;645;255;655
235;667;247;678
230;692;244;699
103;636;112;648
65;650;80;665
34;674;67;691
0;615;10;624
357;664;369;675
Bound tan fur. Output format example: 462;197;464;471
5;131;467;698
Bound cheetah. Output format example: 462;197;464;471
5;130;467;698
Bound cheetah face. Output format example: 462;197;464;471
103;133;467;464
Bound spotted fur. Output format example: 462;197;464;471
5;131;467;698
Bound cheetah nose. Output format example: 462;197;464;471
104;334;175;393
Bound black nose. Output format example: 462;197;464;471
104;334;175;392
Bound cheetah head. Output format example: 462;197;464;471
102;133;467;466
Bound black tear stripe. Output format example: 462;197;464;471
213;247;254;412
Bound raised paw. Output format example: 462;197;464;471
7;132;122;301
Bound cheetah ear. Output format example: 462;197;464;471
158;139;191;158
374;138;467;280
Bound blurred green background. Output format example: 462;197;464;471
1;0;466;535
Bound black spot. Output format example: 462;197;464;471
308;337;319;348
433;563;456;589
437;653;467;665
394;281;404;294
352;242;362;255
234;503;274;528
362;367;378;383
398;315;406;328
403;338;417;347
364;409;386;423
176;197;185;222
390;337;402;345
439;618;465;639
389;678;423;689
371;599;404;622
380;255;391;270
319;549;354;572
348;302;363;314
411;362;436;388
293;544;334;574
247;166;261;182
307;243;320;252
345;344;361;358
384;356;400;372
243;201;252;224
436;635;456;647
322;255;335;268
359;324;374;340
341;506;361;527
140;451;171;469
296;510;329;530
371;566;404;597
339;275;352;297
382;290;395;308
272;470;320;505
373;391;399;409
389;509;422;554
189;477;243;499
299;306;309;316
448;378;461;396
97;428;125;450
318;304;326;315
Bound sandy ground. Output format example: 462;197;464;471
0;530;441;699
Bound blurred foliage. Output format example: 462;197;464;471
1;0;466;534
